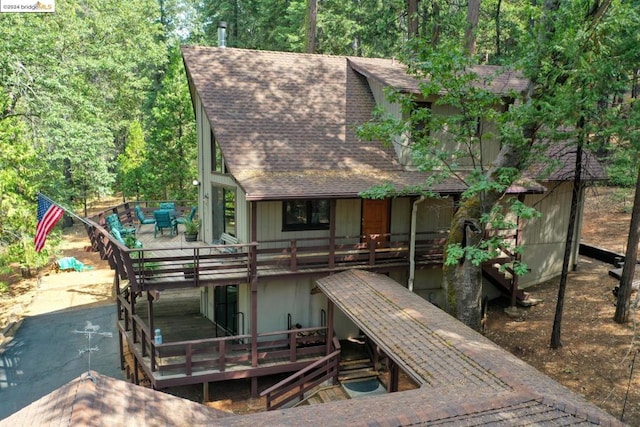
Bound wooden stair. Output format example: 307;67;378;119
296;385;350;406
481;258;527;302
338;357;378;382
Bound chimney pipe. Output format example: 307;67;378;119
218;22;227;48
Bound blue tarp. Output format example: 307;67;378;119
56;257;93;272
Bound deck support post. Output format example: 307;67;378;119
388;358;399;393
511;194;525;309
203;381;210;403
250;202;259;368
147;291;154;341
118;330;125;370
326;300;334;356
329;200;336;269
133;357;139;385
251;377;258;398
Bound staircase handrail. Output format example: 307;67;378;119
260;337;341;410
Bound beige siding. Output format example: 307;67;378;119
255;199;362;249
195;94;209;241
390;198;411;234
519;182;577;288
416;197;454;232
429;104;501;169
255;277;338;335
366;78;411;165
368;78;503;171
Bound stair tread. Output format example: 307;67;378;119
339;370;378;381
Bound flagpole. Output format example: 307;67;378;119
37;192;91;225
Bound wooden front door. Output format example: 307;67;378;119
362;199;390;245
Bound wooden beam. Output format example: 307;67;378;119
326;300;334;356
251;202;258;368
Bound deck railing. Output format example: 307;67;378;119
261;337;341;410
84;201;448;294
117;279;329;381
150;326;328;376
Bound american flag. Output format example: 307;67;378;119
34;194;64;252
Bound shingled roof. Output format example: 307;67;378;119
348;56;529;95
0;371;231;426
181;47;605;201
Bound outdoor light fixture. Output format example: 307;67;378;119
192;179;200;186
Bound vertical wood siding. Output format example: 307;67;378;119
519;182;576;288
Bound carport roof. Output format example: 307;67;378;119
213;270;622;425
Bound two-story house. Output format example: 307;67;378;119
181;46;604;337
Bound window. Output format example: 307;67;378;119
211;131;223;173
212;187;236;237
283;200;330;231
224;188;236;236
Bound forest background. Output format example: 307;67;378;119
0;0;638;298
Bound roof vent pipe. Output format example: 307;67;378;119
218;21;227;48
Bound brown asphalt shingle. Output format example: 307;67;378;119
182;47;408;200
349;56;530;95
182;47;605;201
0;371;231;426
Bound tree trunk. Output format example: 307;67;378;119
464;0;481;56
495;0;502;58
550;122;584;349
614;163;640;323
443;141;529;330
407;0;419;40
306;0;318;54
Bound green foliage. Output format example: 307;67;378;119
0;0;168;266
198;0;409;57
123;234;139;249
184;218;201;235
606;150;639;188
144;47;197;202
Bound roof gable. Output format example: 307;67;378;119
348;56;529;95
182;47;401;176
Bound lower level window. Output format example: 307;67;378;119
283;200;330;231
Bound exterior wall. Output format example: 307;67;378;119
254;199;362;248
194;94;246;244
194;94;208;240
366;78;408;164
368;77;502;171
519;181;579;288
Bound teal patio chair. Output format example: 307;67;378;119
106;213;136;237
176;206;197;226
154;210;177;238
159;202;176;211
135;205;155;231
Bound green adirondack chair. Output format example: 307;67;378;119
106;213;136;237
135;205;156;231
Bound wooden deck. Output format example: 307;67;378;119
117;286;330;390
99;217;447;294
86;202;443;392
